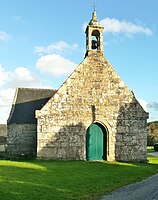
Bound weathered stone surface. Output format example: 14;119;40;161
36;50;148;162
7;124;37;158
0;124;7;157
0;124;7;136
0;145;6;152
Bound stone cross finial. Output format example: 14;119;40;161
91;3;96;12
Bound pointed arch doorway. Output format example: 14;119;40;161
86;122;107;161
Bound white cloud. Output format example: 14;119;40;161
147;102;158;111
0;88;15;107
0;64;57;89
0;88;15;123
0;66;41;123
100;18;152;36
0;65;54;123
147;102;158;122
34;41;78;55
11;67;39;86
0;65;41;88
0;30;11;41
137;99;158;121
0;65;5;85
137;98;148;112
36;54;77;77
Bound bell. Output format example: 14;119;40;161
92;40;98;49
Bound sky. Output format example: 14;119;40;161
0;0;158;123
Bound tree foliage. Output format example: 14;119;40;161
147;121;158;146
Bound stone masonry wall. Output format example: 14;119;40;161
0;124;7;157
7;124;37;158
115;102;148;162
36;51;148;161
37;122;86;160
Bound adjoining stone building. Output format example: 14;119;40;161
7;88;56;157
7;11;148;162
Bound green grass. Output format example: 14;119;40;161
0;156;158;200
147;146;155;153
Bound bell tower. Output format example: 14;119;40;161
85;11;104;56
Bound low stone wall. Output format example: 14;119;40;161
0;124;7;158
7;124;37;158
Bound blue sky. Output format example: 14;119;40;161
0;0;158;123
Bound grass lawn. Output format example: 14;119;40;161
0;156;158;200
147;146;155;153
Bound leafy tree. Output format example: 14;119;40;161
147;121;158;146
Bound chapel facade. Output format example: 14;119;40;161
35;11;148;162
7;11;148;162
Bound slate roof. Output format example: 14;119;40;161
7;88;57;124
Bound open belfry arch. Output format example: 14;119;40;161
7;11;148;162
85;11;104;52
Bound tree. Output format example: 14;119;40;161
147;121;158;146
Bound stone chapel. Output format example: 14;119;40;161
7;11;149;162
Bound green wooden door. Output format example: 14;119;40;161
86;124;103;161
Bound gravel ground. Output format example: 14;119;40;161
148;152;158;157
100;173;158;200
100;152;158;200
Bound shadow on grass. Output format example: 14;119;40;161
0;157;158;200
